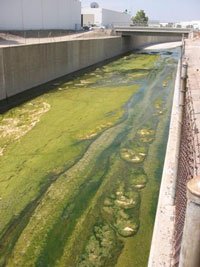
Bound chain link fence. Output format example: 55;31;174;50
173;62;200;266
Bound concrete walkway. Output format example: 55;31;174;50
185;37;200;134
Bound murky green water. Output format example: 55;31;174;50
0;49;179;267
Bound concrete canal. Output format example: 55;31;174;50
0;48;180;266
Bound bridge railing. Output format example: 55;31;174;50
114;25;191;33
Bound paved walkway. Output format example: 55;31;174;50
185;38;200;130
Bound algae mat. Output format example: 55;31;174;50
0;50;179;267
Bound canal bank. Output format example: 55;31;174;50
148;59;182;267
0;33;182;112
0;36;131;101
148;36;200;267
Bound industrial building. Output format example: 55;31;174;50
82;3;131;28
0;0;81;30
175;21;200;29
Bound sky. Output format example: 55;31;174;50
81;0;200;22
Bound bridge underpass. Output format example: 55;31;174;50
114;27;191;48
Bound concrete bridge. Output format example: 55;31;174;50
114;26;191;38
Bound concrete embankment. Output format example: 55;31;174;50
0;34;181;110
0;37;131;102
148;60;182;266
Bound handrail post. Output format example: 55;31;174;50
179;62;188;107
179;177;200;267
182;35;185;55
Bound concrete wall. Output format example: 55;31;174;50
0;36;132;101
130;34;182;48
148;60;182;267
0;50;6;100
0;0;81;30
0;34;182;103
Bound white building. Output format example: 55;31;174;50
175;21;200;30
148;20;160;27
82;6;131;28
0;0;81;30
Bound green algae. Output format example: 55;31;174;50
116;53;178;267
0;85;138;266
120;148;146;163
0;51;179;267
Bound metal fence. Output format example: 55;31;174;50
173;62;200;266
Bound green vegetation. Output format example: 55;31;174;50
0;51;179;267
132;10;149;26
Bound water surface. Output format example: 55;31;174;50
0;49;179;267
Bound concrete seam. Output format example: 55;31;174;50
0;48;7;100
